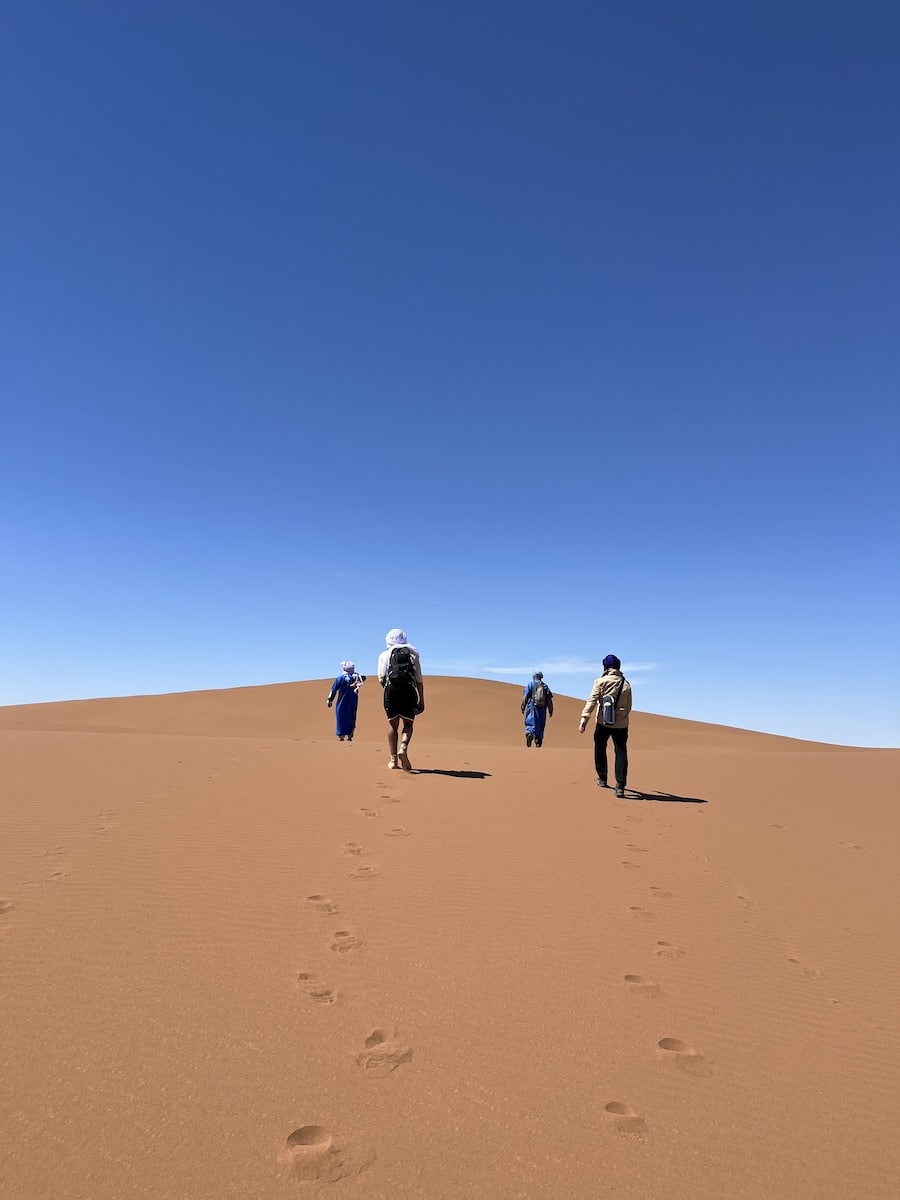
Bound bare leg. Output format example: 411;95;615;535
387;717;400;767
398;718;414;771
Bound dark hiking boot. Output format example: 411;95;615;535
525;734;533;747
597;778;608;787
615;786;626;798
534;740;542;748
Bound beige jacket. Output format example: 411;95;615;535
581;670;632;730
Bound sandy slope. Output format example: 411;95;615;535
1;678;898;1199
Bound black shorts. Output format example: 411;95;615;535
383;682;418;721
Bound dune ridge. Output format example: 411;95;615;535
1;677;898;1199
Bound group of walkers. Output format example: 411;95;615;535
326;630;424;771
326;631;632;792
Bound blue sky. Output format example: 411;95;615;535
3;1;898;746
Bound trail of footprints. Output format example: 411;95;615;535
608;821;711;1142
292;787;719;1163
609;809;841;1141
287;774;413;1180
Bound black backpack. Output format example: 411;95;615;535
532;680;547;707
387;646;416;685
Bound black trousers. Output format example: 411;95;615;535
594;726;629;787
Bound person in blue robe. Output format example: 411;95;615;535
327;661;365;741
521;671;554;747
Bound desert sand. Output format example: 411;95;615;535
1;677;898;1199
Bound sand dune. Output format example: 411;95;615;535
1;678;898;1199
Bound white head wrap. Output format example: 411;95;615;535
341;661;355;673
385;629;408;647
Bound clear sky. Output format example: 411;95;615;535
3;1;898;746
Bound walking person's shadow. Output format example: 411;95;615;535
625;789;707;804
413;769;491;779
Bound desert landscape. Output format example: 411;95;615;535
1;676;898;1199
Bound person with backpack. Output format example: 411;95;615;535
377;629;425;771
579;655;633;795
326;661;366;742
521;671;554;747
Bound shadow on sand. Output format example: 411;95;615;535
414;769;492;779
627;789;708;805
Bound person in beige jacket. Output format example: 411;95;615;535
579;655;632;796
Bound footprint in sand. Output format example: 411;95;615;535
380;794;401;804
306;894;340;915
280;1126;375;1183
296;972;338;1005
626;814;642;823
768;823;786;830
621;861;641;872
657;1036;707;1069
356;1029;413;1077
0;898;14;915
384;827;411;838
24;867;69;886
654;941;686;959
839;841;864;851
624;974;661;998
649;886;673;900
349;864;380;881
629;905;656;921
331;930;363;953
342;842;364;856
359;807;380;819
626;844;648;853
788;957;825;981
604;1101;650;1140
736;895;758;910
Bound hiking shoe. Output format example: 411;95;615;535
525;734;533;747
398;749;412;772
534;740;542;748
388;756;398;769
597;778;608;787
615;786;625;798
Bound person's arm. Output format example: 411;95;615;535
521;684;530;714
579;679;602;731
621;681;632;718
326;678;338;707
547;691;554;718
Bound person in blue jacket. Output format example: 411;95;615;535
326;661;365;741
521;671;554;747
